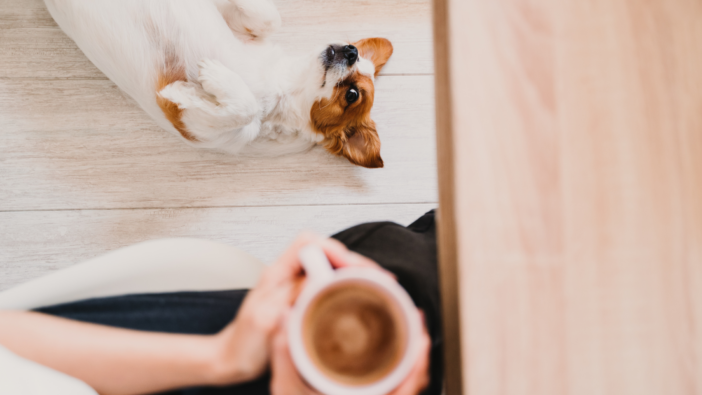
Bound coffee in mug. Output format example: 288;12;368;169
288;245;422;395
302;280;408;385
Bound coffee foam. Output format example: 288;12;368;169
302;280;408;386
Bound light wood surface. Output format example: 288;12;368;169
0;0;433;78
0;76;436;210
0;0;436;290
0;204;435;291
434;0;702;393
431;0;462;393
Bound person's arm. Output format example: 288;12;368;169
0;234;379;395
0;310;237;395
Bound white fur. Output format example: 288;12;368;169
356;57;376;80
42;0;364;155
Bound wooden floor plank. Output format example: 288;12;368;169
0;203;436;291
0;75;437;211
0;0;55;29
0;0;433;78
0;0;438;299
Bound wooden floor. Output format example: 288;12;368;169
0;0;436;291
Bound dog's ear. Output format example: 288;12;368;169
342;122;383;168
353;38;394;77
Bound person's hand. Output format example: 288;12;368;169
269;313;432;395
208;233;380;385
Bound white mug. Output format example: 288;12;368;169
288;245;423;395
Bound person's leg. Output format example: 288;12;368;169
36;210;441;395
34;290;248;335
0;238;265;311
35;290;270;395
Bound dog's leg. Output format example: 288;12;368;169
158;59;259;146
213;0;281;39
196;58;258;120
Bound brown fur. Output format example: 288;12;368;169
310;37;393;168
155;65;198;142
354;38;394;77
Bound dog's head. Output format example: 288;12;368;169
309;38;393;168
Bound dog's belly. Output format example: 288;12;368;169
43;0;274;134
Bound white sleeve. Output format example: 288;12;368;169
0;344;97;395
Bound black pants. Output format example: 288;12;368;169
36;211;443;395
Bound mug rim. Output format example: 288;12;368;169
288;266;422;395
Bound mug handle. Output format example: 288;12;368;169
298;244;335;283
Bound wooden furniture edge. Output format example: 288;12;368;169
432;0;463;394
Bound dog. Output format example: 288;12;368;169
43;0;393;168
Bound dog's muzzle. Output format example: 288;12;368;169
323;44;358;70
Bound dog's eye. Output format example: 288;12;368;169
346;88;359;104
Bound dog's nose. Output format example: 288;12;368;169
343;45;358;65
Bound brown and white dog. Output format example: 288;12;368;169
43;0;393;168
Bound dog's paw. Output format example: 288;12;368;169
198;59;234;100
159;81;199;109
233;0;281;39
198;58;258;123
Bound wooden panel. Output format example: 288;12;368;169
0;75;436;210
559;1;702;393
453;0;564;393
0;0;433;78
435;0;563;393
434;0;702;394
431;0;462;393
0;203;436;291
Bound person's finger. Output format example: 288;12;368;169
270;328;296;381
312;238;399;281
266;233;395;289
274;232;378;272
288;275;307;305
275;232;324;271
262;232;324;287
270;319;321;395
270;319;298;393
389;313;432;395
318;238;378;269
391;334;431;394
